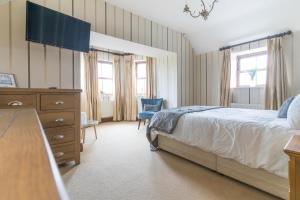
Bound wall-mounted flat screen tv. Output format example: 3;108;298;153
26;1;91;53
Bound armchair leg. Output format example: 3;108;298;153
94;125;98;139
138;119;141;130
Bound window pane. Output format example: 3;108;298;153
240;57;256;71
256;70;267;85
257;55;267;69
137;79;146;95
99;79;113;95
237;52;267;87
137;63;146;78
239;72;253;86
99;62;113;78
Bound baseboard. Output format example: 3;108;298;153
101;117;139;122
101;117;113;122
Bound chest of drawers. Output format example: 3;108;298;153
0;88;81;165
284;135;300;200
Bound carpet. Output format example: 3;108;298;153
60;122;279;200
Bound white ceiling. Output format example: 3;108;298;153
108;0;300;54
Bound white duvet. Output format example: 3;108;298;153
156;108;299;178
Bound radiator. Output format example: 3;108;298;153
230;103;264;110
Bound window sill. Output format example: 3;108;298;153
231;86;265;89
101;95;114;102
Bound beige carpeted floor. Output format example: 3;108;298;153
60;122;280;200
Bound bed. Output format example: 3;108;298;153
150;108;299;199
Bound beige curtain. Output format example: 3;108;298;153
113;56;123;121
219;49;232;107
124;56;137;121
146;57;156;98
265;37;288;110
82;51;101;122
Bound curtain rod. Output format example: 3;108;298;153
219;30;292;51
89;48;133;56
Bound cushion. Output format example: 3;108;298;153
144;104;161;112
81;112;88;125
278;96;295;118
287;94;300;129
138;111;155;120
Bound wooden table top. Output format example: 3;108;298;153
284;135;300;157
0;109;68;200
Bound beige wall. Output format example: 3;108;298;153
293;31;300;95
193;51;222;106
0;0;80;89
194;33;299;107
0;0;194;106
156;55;178;108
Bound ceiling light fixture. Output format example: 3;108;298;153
183;0;218;20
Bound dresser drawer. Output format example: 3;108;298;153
41;94;76;111
52;144;75;164
39;112;75;128
0;94;36;109
45;127;75;145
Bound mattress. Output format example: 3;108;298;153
155;108;299;178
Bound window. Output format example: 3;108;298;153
136;62;147;96
237;51;267;87
98;61;113;95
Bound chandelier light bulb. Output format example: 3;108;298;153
183;0;218;20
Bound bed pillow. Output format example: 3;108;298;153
287;94;300;129
278;96;295;118
144;104;161;112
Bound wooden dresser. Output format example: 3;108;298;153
0;88;81;165
0;109;69;199
284;135;300;200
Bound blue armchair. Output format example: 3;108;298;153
138;98;163;129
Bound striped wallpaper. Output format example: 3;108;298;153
0;0;195;107
193;36;299;107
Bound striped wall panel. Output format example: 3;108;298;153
0;0;195;106
11;0;28;88
194;40;274;107
194;51;221;106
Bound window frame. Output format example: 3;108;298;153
135;61;147;96
236;51;267;88
98;60;114;96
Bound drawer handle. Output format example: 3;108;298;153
8;100;23;106
54;152;64;158
53;134;65;140
55;118;64;123
55;101;64;105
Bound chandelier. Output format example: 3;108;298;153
183;0;218;20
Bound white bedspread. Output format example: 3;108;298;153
156;108;299;178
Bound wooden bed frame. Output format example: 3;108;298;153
158;134;288;199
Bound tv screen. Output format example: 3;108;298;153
26;1;91;53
